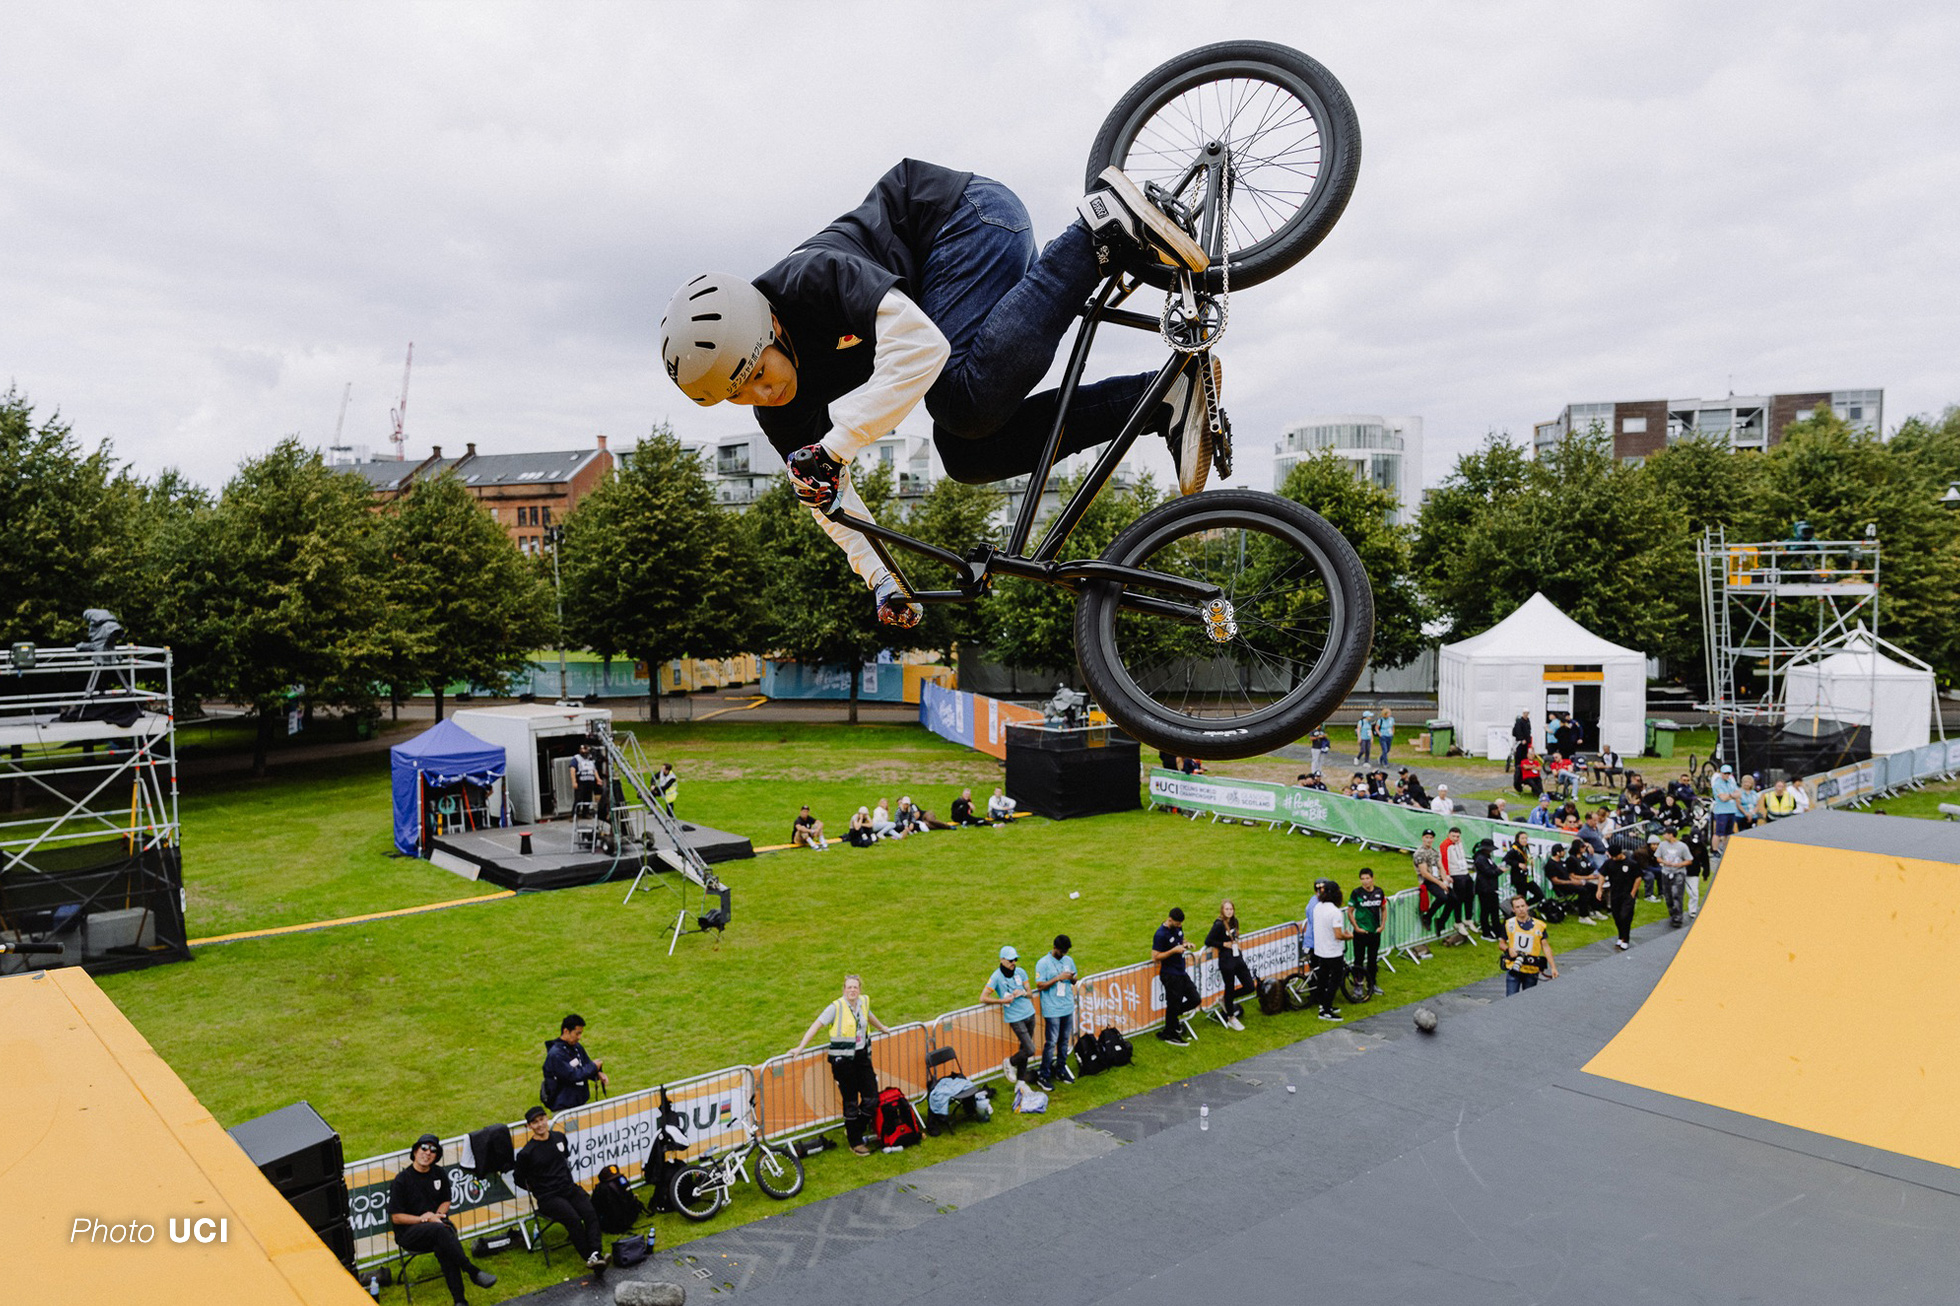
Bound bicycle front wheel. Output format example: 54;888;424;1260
668;1165;726;1222
1074;490;1372;760
753;1144;806;1200
1085;41;1361;292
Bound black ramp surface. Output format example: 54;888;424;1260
728;927;1960;1306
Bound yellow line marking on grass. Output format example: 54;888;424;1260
189;890;518;947
695;695;767;721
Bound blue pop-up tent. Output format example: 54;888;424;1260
390;720;508;856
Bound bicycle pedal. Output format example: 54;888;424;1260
1212;409;1235;480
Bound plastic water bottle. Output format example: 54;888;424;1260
1199;1103;1210;1132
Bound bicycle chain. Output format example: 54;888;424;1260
1158;163;1234;477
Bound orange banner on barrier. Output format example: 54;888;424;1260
973;697;1045;760
754;1022;933;1141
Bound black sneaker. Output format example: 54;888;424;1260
1055;1065;1076;1084
470;1268;498;1289
1076;167;1209;273
1034;1076;1055;1092
1159;358;1219;496
786;443;846;510
1317;1009;1343;1022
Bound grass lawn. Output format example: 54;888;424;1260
92;719;1672;1301
1865;778;1960;822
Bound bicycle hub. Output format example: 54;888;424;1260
1200;597;1238;644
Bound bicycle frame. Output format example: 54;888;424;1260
819;272;1223;621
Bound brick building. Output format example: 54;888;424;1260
1533;389;1883;461
340;437;615;554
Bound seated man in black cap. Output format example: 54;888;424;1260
514;1107;608;1278
389;1134;497;1303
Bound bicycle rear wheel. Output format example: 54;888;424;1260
753;1144;805;1200
668;1165;726;1222
1074;489;1372;760
1085;40;1361;292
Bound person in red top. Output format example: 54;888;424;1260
1514;748;1543;797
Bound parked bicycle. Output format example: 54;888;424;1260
814;42;1373;760
666;1116;806;1221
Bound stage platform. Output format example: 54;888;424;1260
427;817;751;891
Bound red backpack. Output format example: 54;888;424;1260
874;1087;923;1149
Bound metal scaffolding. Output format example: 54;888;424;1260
0;642;188;973
1697;526;1880;767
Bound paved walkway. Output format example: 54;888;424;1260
513;919;1684;1305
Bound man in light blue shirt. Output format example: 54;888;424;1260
980;944;1036;1084
1033;935;1078;1091
1709;764;1742;855
1526;795;1555;828
1354;712;1375;764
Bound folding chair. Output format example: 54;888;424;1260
924;1046;985;1134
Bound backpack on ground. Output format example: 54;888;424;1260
1073;1031;1109;1075
1257;977;1289;1016
1097;1026;1133;1068
591;1164;641;1234
874;1088;923;1149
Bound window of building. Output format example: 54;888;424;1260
541;507;552;526
1621;416;1647;434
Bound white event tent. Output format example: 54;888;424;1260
1781;628;1937;756
1438;593;1648;758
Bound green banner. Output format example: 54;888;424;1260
1146;769;1558;856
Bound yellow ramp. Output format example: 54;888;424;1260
1585;831;1960;1169
0;968;370;1302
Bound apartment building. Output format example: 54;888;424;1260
1532;390;1883;460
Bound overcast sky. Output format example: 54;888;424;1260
4;1;1955;496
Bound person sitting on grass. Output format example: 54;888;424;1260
390;1135;497;1303
846;807;878;847
950;787;990;826
870;798;903;839
987;788;1017;822
791;805;829;851
892;796;927;835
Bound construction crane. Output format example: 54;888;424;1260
388;343;414;461
326;383;354;462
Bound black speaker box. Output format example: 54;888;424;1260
313;1218;357;1272
228;1101;344;1196
1004;725;1141;821
285;1176;350;1229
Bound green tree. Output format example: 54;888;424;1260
558;428;756;722
1410;434;1534;639
747;461;918;723
898;476;1004;663
1276;450;1431;669
0;388;147;644
380;472;556;720
1423;428;1692;663
172;439;388;775
987;470;1162;679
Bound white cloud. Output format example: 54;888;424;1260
2;0;1953;494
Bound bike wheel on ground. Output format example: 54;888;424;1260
1074;489;1373;761
668;1165;726;1222
1085;40;1361;293
1342;968;1373;1004
753;1144;806;1200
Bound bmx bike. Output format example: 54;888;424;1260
666;1116;806;1221
826;41;1373;761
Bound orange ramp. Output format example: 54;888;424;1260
0;967;370;1302
1584;814;1960;1169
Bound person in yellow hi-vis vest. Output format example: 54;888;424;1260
1500;895;1560;997
792;974;894;1155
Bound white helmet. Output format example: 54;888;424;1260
659;273;775;405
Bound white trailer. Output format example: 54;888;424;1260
448;704;612;823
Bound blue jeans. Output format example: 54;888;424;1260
1041;1012;1073;1082
1504;970;1540;996
916;178;1157;484
1378;736;1393;765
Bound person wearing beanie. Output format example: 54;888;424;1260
514;1106;608;1279
1151;907;1199;1046
389;1133;497;1303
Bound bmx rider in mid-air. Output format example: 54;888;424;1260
660;160;1220;629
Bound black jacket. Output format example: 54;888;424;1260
514;1130;577;1198
541;1037;601;1111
